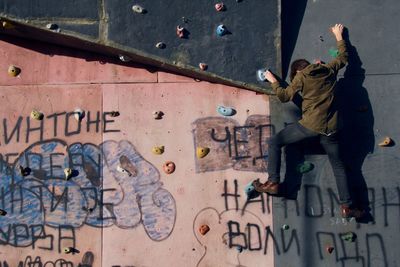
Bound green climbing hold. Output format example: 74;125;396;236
329;48;339;58
282;224;290;230
296;161;314;174
341;232;356;242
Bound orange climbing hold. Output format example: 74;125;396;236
199;224;210;235
163;161;176;174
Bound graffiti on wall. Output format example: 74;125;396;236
192;115;272;173
193;176;395;267
0;111;176;253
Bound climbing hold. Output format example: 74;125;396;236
163;161;176;174
82;207;94;212
152;146;165;155
236;246;243;253
199;63;208;71
30;110;44;120
319;35;324;42
217;105;236;116
64;168;73;180
282;224;290;230
119;55;132;62
63;247;79;254
379;137;394;147
215;3;225;11
296;161;314;174
156;42;166;49
256;68;268;82
19;165;31;176
341;232;356;242
244;181;260;200
132;4;146;14
326;246;335;254
46;23;59;31
199;224;210;235
153;111;164;120
329;48;339;58
196;147;210;158
110;111;120;117
1;21;14;29
74;108;85;121
117;165;132;176
176;25;187;38
216;24;227;36
8;65;21;77
0;209;7;216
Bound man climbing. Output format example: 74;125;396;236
253;24;364;219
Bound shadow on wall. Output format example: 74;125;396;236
336;29;375;221
281;0;308;79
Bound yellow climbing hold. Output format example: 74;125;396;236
152;146;165;155
8;65;21;77
64;168;73;180
379;137;393;147
30;110;44;120
2;21;14;29
196;147;210;158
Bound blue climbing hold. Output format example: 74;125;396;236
256;68;269;82
216;24;227;36
236;246;243;253
217;105;236;116
245;181;260;200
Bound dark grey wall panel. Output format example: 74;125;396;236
272;1;400;266
0;0;99;19
0;0;280;93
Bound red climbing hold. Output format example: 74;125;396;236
326;246;334;254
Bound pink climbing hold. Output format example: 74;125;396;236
176;25;185;38
215;3;225;11
199;63;208;71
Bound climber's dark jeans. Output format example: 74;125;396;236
267;122;352;205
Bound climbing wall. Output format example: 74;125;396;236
0;36;276;266
0;0;280;92
270;0;400;266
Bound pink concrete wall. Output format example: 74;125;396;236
0;38;273;267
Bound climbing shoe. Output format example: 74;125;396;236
252;179;279;195
340;205;365;219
